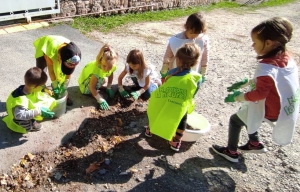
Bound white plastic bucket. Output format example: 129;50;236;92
52;91;67;118
181;112;211;142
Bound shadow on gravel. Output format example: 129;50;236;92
208;147;248;173
129;156;237;192
0;120;28;150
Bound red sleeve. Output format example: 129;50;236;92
245;76;274;101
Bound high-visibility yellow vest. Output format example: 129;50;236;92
147;71;201;141
78;60;116;94
2;91;56;133
34;35;70;84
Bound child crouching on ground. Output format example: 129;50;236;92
3;67;56;133
78;44;118;110
146;43;204;151
118;49;161;101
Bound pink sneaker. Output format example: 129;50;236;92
169;139;181;152
144;126;152;138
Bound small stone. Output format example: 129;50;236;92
136;177;145;182
54;172;62;180
105;158;111;165
119;171;129;175
98;169;106;175
169;165;175;170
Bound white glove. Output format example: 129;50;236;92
235;93;246;102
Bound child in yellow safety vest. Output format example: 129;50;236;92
2;67;56;134
146;43;204;151
78;44;118;110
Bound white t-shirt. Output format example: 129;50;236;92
125;64;160;87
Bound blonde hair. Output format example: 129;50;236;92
96;44;118;66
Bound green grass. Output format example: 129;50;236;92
72;0;296;33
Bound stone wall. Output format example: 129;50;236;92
57;0;220;17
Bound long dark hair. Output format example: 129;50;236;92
126;49;147;79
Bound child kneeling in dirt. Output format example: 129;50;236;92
146;43;204;151
2;67;56;133
78;44;118;110
117;49;161;101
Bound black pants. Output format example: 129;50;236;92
36;56;47;72
227;114;259;151
178;113;187;131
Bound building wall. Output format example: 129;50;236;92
58;0;220;17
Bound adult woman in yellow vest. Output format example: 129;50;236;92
34;35;81;106
146;43;204;151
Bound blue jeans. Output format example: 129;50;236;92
131;77;157;100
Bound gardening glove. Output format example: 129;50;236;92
95;94;110;110
131;89;145;100
40;107;55;118
106;83;115;98
43;87;54;97
51;80;58;89
106;88;114;98
53;88;60;99
224;90;241;103
99;100;110;110
51;80;60;99
118;85;130;98
160;63;169;78
227;78;249;92
59;83;66;95
200;67;207;82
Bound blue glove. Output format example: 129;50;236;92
225;90;241;103
131;91;140;100
99;100;110;110
227;78;248;92
40;107;55;118
106;88;115;98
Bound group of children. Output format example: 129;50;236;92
2;12;299;163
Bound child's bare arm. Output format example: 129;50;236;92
142;75;151;92
162;44;175;71
107;73;114;88
44;55;56;81
89;75;99;97
118;67;127;86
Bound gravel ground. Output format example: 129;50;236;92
1;2;300;192
85;2;300;192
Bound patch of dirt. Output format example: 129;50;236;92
1;2;300;192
